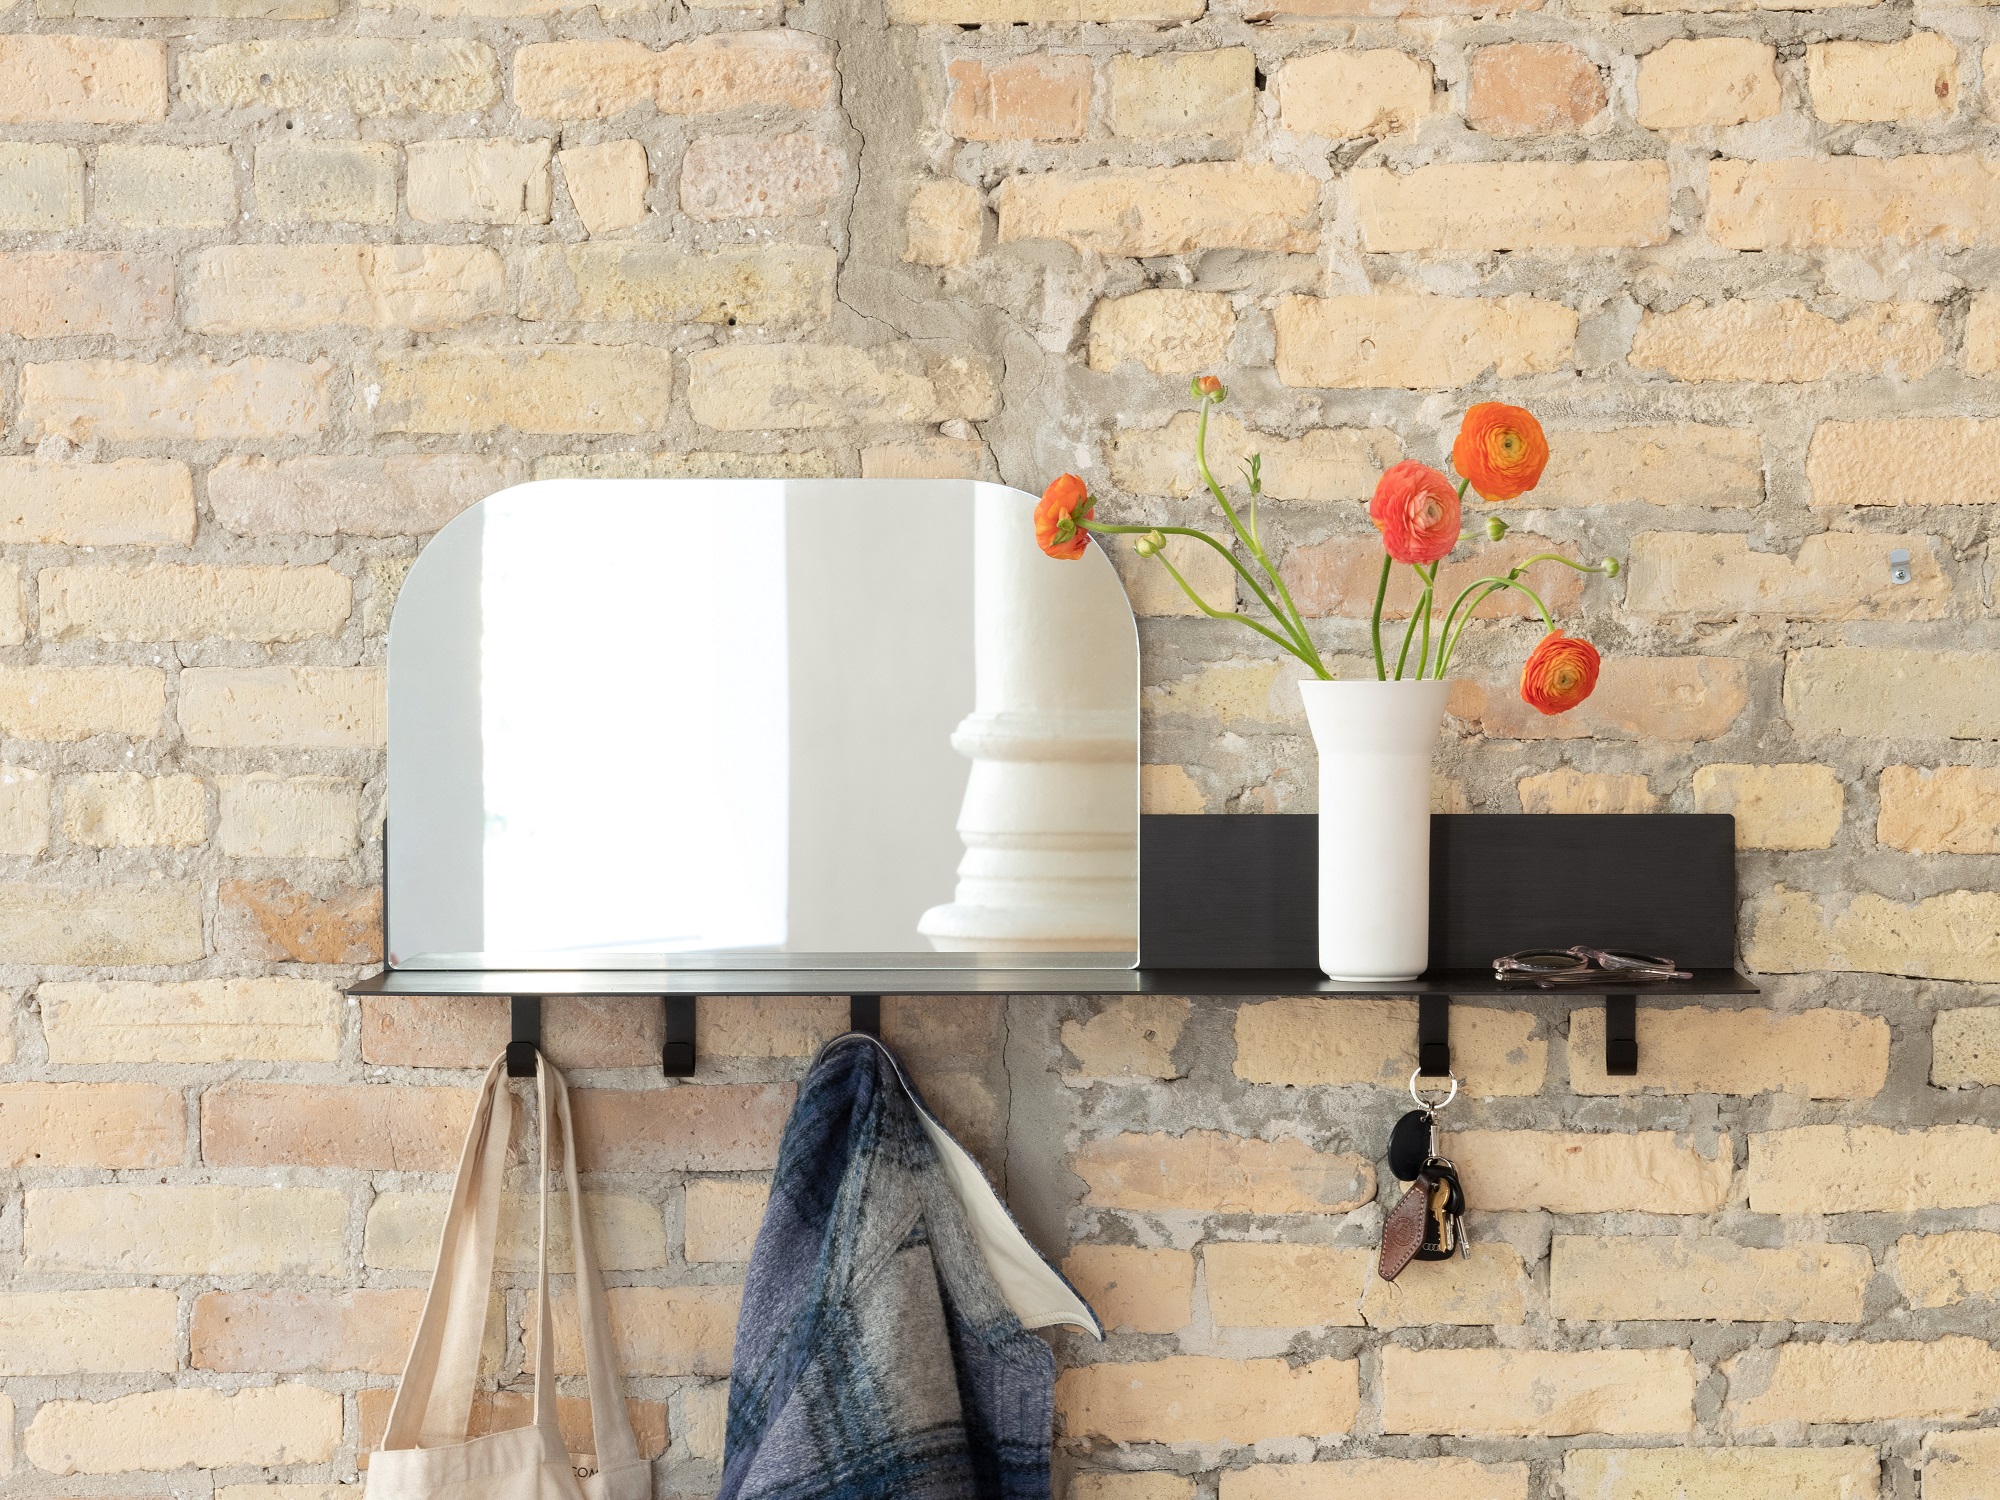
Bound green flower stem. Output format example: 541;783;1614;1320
1369;552;1391;681
1392;563;1436;681
1149;547;1331;678
1418;566;1437;677
1433;575;1556;678
1192;400;1318;662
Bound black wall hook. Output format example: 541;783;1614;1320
850;995;880;1038
1418;995;1450;1078
506;996;540;1077
663;996;696;1077
1605;996;1638;1076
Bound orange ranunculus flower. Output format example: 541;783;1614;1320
1036;473;1095;560
1453;402;1549;502
1368;460;1461;567
1519;631;1600;715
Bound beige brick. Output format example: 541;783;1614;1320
41;978;342;1064
905;179;980;266
1468;43;1606;135
219;876;380;964
409;138;552;225
539;450;833;483
1275;294;1576;389
1688;762;1845;849
0;569;27;650
518;244;833;327
186;244;504;334
0;1082;181;1168
363;994;662;1069
1145;658;1297;727
183;38;500;113
514;32;833;121
572;1084;793;1173
1381;1348;1696;1436
860;436;994;479
61;773;204;849
1079;1476;1198;1500
1286;532;1583;623
1749;887;2000;982
255;140;397;224
1110;49;1254;138
1062;1245;1193;1333
1058;1356;1358;1444
0;666;161;740
365;1190;668;1271
0;1289;177;1376
48;0;335;14
1631;300;1941;383
947;54;1089;141
1709;156;2000;251
1537;426;1762;507
92;143;234;227
1235;998;1545;1094
1452;1130;1733;1213
1110;412;1398;502
1969;295;2000;376
1277;49;1432;138
0;881;200;963
1728;1336;2000;1426
1888;767;2000;852
1895;1229;2000;1306
684;1178;768;1262
996;164;1319;256
1518;769;1658;814
22;358;328;442
366;555;413;633
533;1284;741;1377
1570;1004;1887;1097
0;458;194;545
371;345;675;435
1752;1124;2000;1212
216;775;361;859
1631;532;1945;625
26;1386;341;1474
42;565;351;644
1637;38;1780;127
0;35;164;123
193;1288;453;1374
202;1081;468;1169
180;667;384;749
1222;1459;1529;1500
559;139;648;232
679;1383;726;1460
892;0;1198;16
688;342;995;430
1808;418;2000;507
1785;649;2000;738
0;251;171;339
27;1184;345;1274
1112;533;1237;617
1353;162;1671;251
695;995;846;1058
1141;764;1205;813
1563;1448;1881;1500
1073;1130;1374;1214
210;453;517;537
1935;1007;2000;1086
1922;1432;2000;1500
1551;1235;1868;1322
1810;32;1957;122
1088;290;1234;376
0;767;47;862
1205;1241;1526;1329
1452;656;1747;742
0;143;82;230
1062;996;1191;1079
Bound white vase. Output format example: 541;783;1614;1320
1299;678;1450;982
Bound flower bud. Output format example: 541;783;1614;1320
1602;556;1621;578
1191;375;1226;402
1135;529;1167;558
1485;516;1510;541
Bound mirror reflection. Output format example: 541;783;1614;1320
386;479;1140;970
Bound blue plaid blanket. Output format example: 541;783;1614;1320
718;1034;1057;1500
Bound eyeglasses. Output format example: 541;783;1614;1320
1492;947;1691;986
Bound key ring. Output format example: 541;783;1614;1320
1409;1069;1457;1110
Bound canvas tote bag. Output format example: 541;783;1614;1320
368;1050;651;1500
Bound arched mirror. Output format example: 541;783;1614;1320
385;479;1141;972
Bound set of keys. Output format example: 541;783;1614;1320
1377;1071;1468;1282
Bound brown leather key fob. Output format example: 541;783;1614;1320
1378;1172;1432;1281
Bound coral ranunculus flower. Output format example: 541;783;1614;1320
1036;473;1094;559
1368;461;1461;566
1519;631;1601;715
1453;402;1549;502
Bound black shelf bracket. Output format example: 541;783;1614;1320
1605;995;1638;1077
1418;995;1450;1078
506;996;540;1077
850;994;880;1038
663;996;697;1077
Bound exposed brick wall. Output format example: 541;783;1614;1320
0;0;1996;1493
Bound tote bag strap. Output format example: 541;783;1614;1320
533;1056;643;1469
382;1053;513;1451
